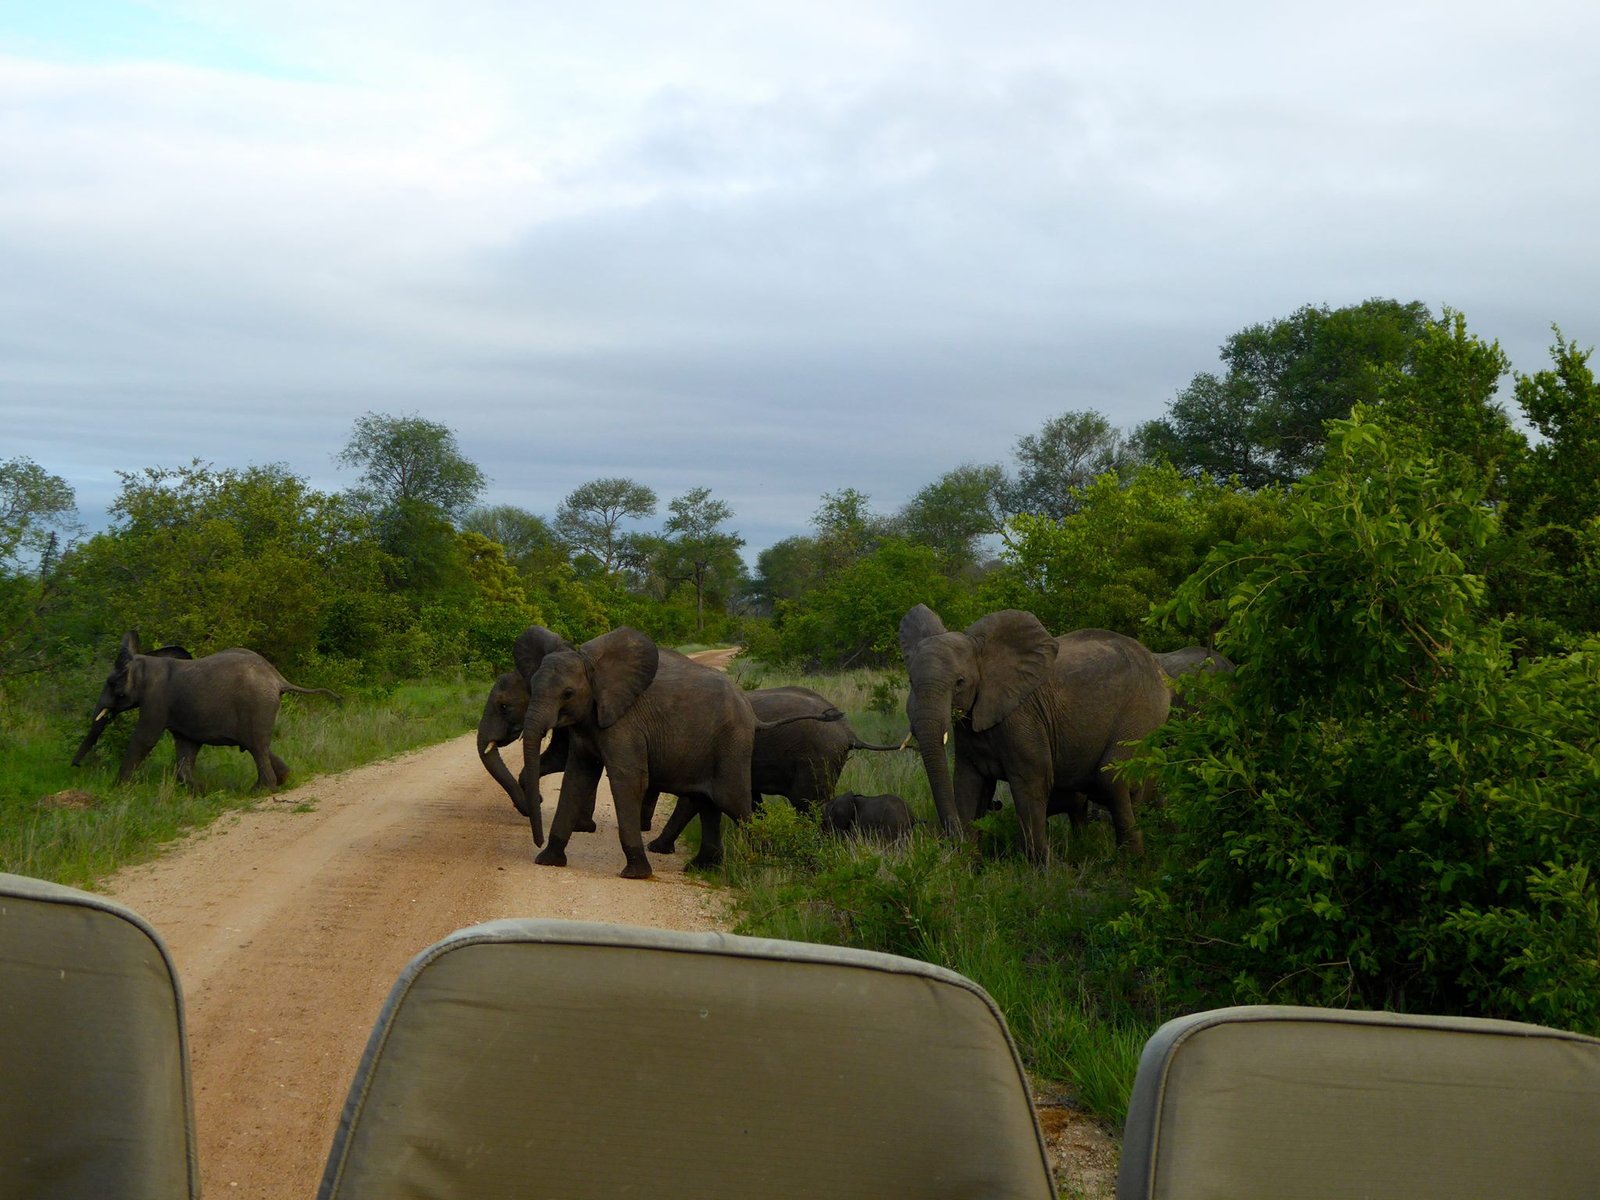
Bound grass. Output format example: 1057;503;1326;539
0;674;483;890
715;657;1165;1129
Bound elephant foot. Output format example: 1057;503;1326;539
619;852;654;880
687;848;724;872
645;836;677;855
574;817;598;833
534;839;569;868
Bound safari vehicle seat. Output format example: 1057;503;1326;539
316;919;1057;1199
0;871;200;1200
1117;1004;1600;1200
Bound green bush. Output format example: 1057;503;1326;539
1120;417;1600;1032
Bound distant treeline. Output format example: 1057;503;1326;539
2;298;1596;689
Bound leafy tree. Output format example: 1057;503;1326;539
986;463;1284;640
335;412;486;520
1144;299;1432;485
750;535;826;611
660;487;745;637
0;458;79;677
1121;417;1600;1031
1002;411;1129;518
894;463;1006;574
554;477;657;576
811;488;887;573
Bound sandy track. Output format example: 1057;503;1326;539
101;733;724;1199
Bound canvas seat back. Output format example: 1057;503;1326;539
318;919;1056;1199
0;871;199;1200
1117;1004;1600;1200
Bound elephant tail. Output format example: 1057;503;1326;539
281;683;344;704
753;707;845;732
850;735;909;752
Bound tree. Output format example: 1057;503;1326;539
0;457;79;677
462;505;567;576
335;412;486;520
811;488;886;572
1002;411;1129;518
1121;416;1600;1031
1149;299;1432;485
894;463;1006;574
661;487;744;637
555;478;657;576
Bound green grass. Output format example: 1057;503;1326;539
0;675;482;890
717;658;1164;1129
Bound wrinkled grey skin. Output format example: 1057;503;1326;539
822;791;915;840
521;627;840;880
72;631;341;790
900;605;1170;862
645;685;905;855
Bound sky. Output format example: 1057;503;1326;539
3;1;1597;562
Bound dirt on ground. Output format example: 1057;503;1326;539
99;649;1119;1199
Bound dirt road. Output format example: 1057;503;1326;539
101;733;724;1198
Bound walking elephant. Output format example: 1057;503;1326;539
72;632;341;790
899;605;1169;862
521;627;840;879
644;685;905;856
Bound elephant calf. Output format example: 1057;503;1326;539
822;792;915;841
73;632;341;790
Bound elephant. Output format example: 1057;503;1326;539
521;626;840;880
72;631;341;790
899;605;1170;862
644;685;906;856
822;791;915;840
1155;646;1237;713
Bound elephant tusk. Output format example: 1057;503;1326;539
898;732;913;751
95;708;109;722
943;731;949;745
482;739;498;753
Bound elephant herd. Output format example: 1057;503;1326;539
73;615;1235;879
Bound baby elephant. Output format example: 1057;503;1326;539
822;792;915;841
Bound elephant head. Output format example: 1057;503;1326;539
72;632;192;766
898;605;1058;836
521;626;659;748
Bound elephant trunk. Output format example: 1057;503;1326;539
909;690;962;838
477;726;530;819
520;709;562;848
72;707;114;767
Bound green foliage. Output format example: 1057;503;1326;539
1122;417;1600;1032
336;411;487;519
554;477;657;575
1143;298;1432;486
657;486;745;637
757;539;977;668
893;463;1006;575
1003;409;1130;519
987;462;1285;641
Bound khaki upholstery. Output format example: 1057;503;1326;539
318;920;1056;1199
0;872;199;1200
1118;1004;1600;1200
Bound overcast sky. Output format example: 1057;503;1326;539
3;1;1596;560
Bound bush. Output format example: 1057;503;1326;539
1119;417;1600;1032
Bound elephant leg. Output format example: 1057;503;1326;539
172;735;201;789
973;777;998;820
689;802;725;871
246;744;280;790
640;789;659;832
118;716;165;784
1087;772;1144;856
952;754;990;830
537;753;602;866
1009;777;1053;867
607;767;653;880
573;781;598;834
269;752;291;787
647;795;695;855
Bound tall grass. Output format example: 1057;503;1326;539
0;674;482;890
719;658;1164;1128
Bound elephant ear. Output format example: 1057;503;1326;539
967;610;1059;733
580;627;660;729
116;631;142;668
898;604;949;664
513;626;570;682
